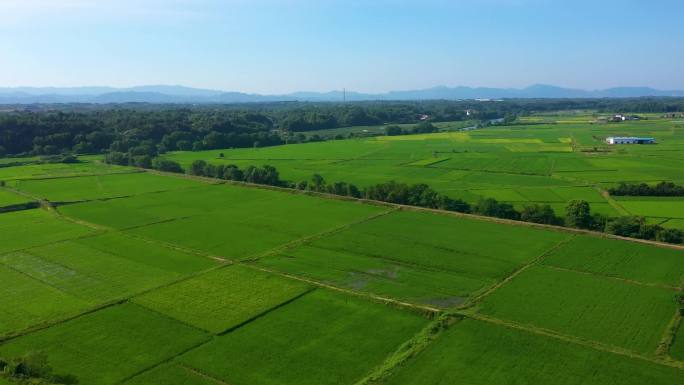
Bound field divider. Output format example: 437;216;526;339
541;264;683;291
298;242;509;279
457;236;576;310
6;170;143;182
655;309;683;359
0;298;126;344
462;312;684;370
355;314;458;385
118;288;318;385
122;231;229;263
179;364;233;385
216;287;318;336
114;333;215;385
141;168;684;251
240;206;399;263
597;186;631;216
0;261;231;343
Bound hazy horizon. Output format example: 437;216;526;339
1;0;682;94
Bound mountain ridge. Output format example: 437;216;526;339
1;84;683;104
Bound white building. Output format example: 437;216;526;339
605;137;655;145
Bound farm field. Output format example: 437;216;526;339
165;117;684;225
384;318;684;385
0;159;128;181
0;303;209;385
0;209;96;254
542;235;684;287
177;289;428;385
0;262;91;337
61;183;385;259
10;171;204;202
256;209;569;306
0;189;32;207
477;265;676;354
133;264;312;332
1;233;216;303
0;123;683;385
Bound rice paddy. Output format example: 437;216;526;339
1;115;683;384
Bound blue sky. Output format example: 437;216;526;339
1;0;682;93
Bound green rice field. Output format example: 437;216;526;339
384;318;684;385
0;116;683;384
177;289;428;385
165;117;684;226
478;265;676;354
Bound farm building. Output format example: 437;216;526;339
605;137;655;145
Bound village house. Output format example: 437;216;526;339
605;136;655;145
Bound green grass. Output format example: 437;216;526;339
179;289;428;385
384;318;684;385
0;303;209;385
12;172;203;202
256;210;569;306
478;265;677;354
542;235;684;287
0;263;90;337
133;265;311;333
0;209;95;254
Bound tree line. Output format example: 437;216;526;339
126;158;683;245
609;181;684;196
3;98;684;158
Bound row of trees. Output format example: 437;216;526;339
609;181;684;196
385;122;440;136
116;158;684;244
188;160;283;186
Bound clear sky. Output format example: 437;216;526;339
1;0;682;93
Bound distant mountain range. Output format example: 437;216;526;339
1;84;683;104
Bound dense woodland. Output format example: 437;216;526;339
2;98;684;158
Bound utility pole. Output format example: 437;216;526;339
343;88;346;103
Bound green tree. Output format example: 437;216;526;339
130;155;152;169
385;125;403;136
152;158;183;173
104;151;128;166
605;216;644;238
474;198;520;220
189;160;207;176
521;204;561;225
656;228;683;244
176;140;193;151
310;174;326;192
564;200;592;229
